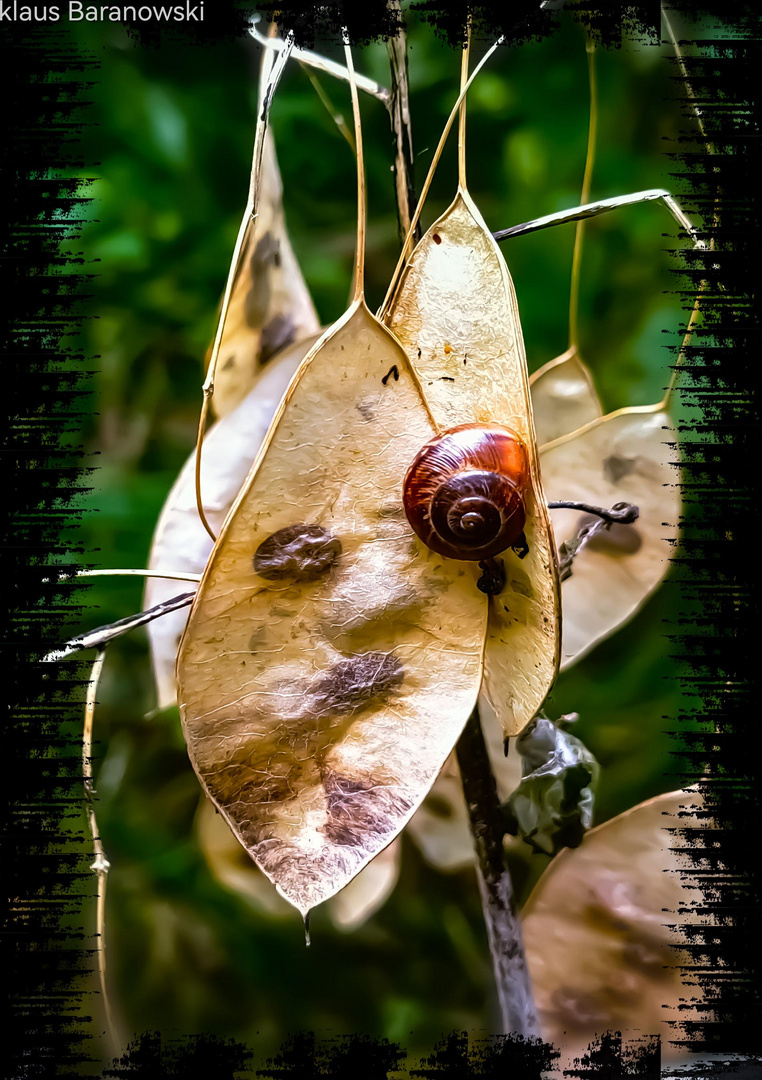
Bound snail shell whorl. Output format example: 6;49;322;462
403;423;529;561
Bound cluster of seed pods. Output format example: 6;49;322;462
172;33;562;919
167;29;679;922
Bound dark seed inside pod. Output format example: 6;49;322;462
309;652;404;720
254;523;341;581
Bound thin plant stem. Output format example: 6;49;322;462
493;188;704;245
248;17;389;103
456;708;541;1037
379;35;505;319
73;568;203;583
547;500;638;524
83;649;120;1056
661;5;719;237
457;22;470;191
301;64;356;154
568;39;597;352
343;35;366;304
661;288;703;410
661;5;712;152
386;3;418;243
44;592;196;662
659;5;715;406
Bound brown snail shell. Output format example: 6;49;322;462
403;423;529;561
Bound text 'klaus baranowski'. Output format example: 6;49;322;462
0;2;204;20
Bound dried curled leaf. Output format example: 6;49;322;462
209;131;320;418
504;716;599;856
530;345;603;445
177;301;488;914
197;796;401;930
146;335;320;708
523;788;710;1059
386;190;560;737
540;406;679;669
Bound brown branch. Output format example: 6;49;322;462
547;499;638;524
456;707;541;1038
43;592;196;662
548;501;639;583
386;3;420;245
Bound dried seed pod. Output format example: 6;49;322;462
385;189;561;738
523;788;709;1062
403;424;529;560
176;303;487;916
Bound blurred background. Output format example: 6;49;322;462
60;6;704;1068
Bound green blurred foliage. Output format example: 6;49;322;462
62;8;702;1066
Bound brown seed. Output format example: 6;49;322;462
323;768;412;848
603;454;637;484
309;652;404;719
260;312;296;363
253;523;342;582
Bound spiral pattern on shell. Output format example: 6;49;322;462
403;423;530;561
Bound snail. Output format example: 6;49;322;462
402;423;531;563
